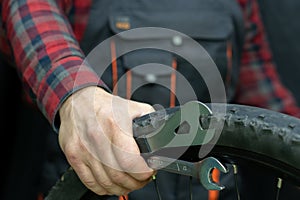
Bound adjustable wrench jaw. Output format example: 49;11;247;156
147;156;228;191
198;157;229;190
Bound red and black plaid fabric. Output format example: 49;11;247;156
1;0;299;131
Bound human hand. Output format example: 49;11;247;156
58;86;155;196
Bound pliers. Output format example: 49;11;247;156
133;101;228;190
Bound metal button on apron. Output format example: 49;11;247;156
145;74;157;83
172;35;183;46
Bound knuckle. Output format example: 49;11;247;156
106;117;118;130
101;179;114;189
128;182;144;191
86;128;99;141
96;190;109;196
110;172;126;183
64;147;80;165
83;178;98;189
79;172;111;196
80;175;108;195
87;184;108;196
120;158;136;170
102;183;129;196
135;172;153;181
114;189;131;196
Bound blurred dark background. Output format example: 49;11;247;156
1;0;300;199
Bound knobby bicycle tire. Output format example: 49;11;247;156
45;103;300;200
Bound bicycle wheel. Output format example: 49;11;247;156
44;103;300;200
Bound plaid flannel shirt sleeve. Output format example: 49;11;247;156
235;0;300;118
1;0;108;131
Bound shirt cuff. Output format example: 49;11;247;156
36;56;110;132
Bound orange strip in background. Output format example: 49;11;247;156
110;40;118;95
119;195;128;200
170;58;177;108
208;168;220;200
126;70;132;100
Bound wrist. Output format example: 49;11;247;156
58;86;111;129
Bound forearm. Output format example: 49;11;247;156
2;0;103;130
235;0;300;118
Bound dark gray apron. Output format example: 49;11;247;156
78;0;244;199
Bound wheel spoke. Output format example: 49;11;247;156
275;178;283;200
233;164;240;200
153;175;162;200
189;176;193;200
